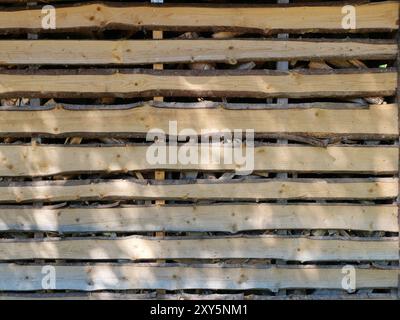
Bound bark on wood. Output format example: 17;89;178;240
0;103;396;138
0;178;396;203
0;2;397;34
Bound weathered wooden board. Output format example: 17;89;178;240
0;292;396;300
0;2;397;33
0;264;398;291
0;204;397;233
0;0;398;299
0;236;397;261
0;70;396;98
0;145;397;176
0;39;396;65
0;178;397;203
0;104;397;138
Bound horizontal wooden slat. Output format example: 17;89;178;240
0;292;242;300
0;39;396;65
0;204;397;232
0;145;397;176
0;2;397;33
0;69;396;98
0;264;398;291
0;178;397;203
0;236;397;261
0;292;397;300
0;103;397;138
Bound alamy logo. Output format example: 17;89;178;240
146;121;255;175
41;5;56;30
341;5;356;30
41;265;56;290
341;265;356;293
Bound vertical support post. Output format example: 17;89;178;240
276;0;290;175
152;1;165;227
276;0;289;297
151;0;166;296
27;2;40;111
27;2;44;242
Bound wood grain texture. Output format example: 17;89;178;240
0;145;397;176
0;204;396;232
0;145;398;176
0;2;397;33
0;39;396;65
0;103;397;138
0;264;397;291
0;236;397;261
0;70;396;98
0;178;397;203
